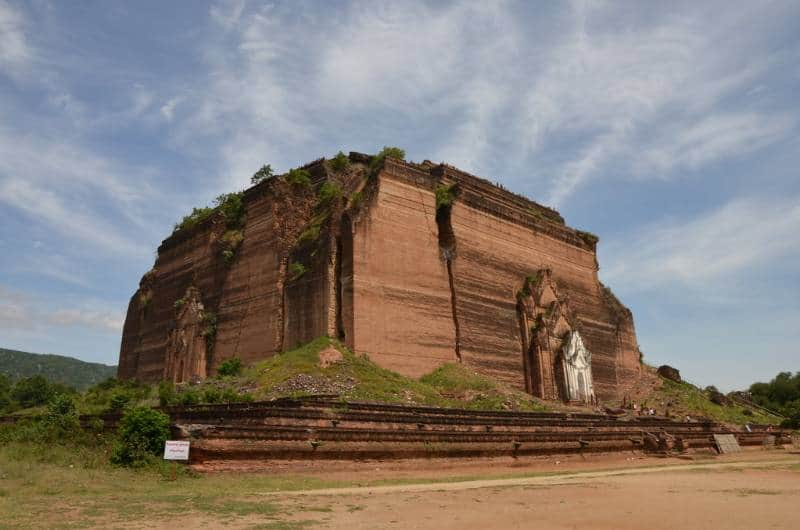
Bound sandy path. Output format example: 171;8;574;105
258;456;800;497
284;458;800;530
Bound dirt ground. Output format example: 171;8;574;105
200;451;800;529
4;449;798;529
298;461;800;530
251;452;800;530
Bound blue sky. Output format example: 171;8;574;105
0;0;797;391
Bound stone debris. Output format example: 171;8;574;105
318;346;344;368
708;390;732;406
657;365;682;383
271;373;356;397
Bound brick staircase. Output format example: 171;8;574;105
156;397;792;463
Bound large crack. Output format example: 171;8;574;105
334;236;345;340
276;255;289;352
436;197;462;363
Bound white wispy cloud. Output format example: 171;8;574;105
166;1;527;188
0;0;32;80
635;112;795;175
602;193;800;291
0;178;148;256
0;286;123;333
0;286;30;328
150;0;796;205
47;309;123;333
524;2;795;206
0;124;162;256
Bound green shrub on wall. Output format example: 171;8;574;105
286;168;312;187
217;358;243;377
329;151;349;172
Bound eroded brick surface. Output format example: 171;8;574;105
119;153;642;402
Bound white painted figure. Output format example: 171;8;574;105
562;331;595;403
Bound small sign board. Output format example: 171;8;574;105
163;440;190;461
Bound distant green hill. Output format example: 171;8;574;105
0;348;116;390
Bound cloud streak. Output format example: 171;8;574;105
602;193;800;291
0;0;32;80
0;286;123;334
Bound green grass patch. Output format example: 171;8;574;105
247;337;547;411
0;441;336;528
653;378;778;425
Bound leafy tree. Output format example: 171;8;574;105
0;374;12;394
41;394;81;441
108;393;131;412
251;164;274;185
749;371;800;417
0;374;11;412
110;407;171;467
11;375;54;408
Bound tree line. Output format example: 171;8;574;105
749;371;800;427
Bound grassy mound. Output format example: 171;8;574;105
244;337;548;411
644;377;779;425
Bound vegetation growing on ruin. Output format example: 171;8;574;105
349;190;363;208
645;376;779;425
297;223;321;244
220;228;244;248
368;146;405;178
517;272;545;302
318;181;342;204
138;290;152;308
173;205;214;233
250;163;274;185
243;337;548;411
577;230;599;246
219;228;244;265
435;183;459;211
216;193;245;229
201;311;217;354
173;192;245;234
530;314;545;333
285;167;312;187
289;261;308;280
527;207;554;224
217;357;243;377
599;282;627;316
329;151;350;172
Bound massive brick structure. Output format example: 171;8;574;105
118;152;641;402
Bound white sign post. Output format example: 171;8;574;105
164;440;190;480
164;440;190;460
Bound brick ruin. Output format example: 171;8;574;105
118;152;642;402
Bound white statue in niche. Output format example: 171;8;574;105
562;331;595;403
